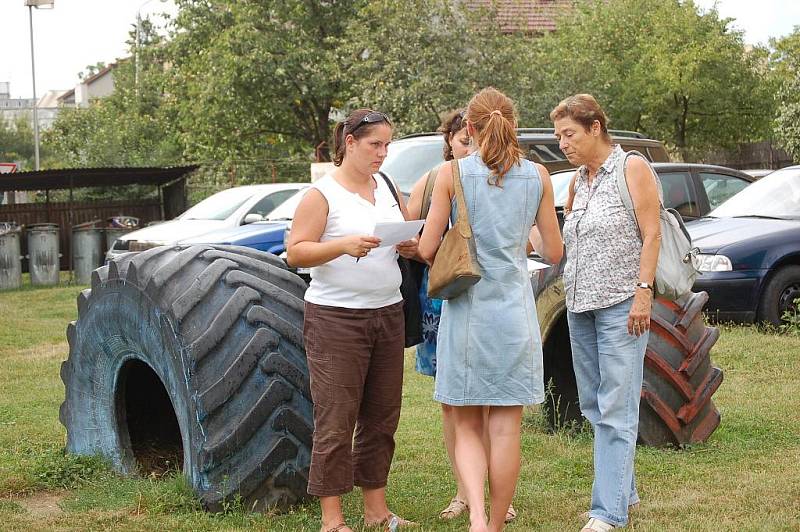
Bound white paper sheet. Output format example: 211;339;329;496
527;258;551;273
373;220;425;247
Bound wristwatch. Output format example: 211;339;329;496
636;281;653;291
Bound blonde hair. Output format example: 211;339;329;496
466;87;522;185
549;94;611;143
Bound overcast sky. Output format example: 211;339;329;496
1;0;798;99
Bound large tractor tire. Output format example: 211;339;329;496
542;292;723;447
639;292;723;446
59;245;313;511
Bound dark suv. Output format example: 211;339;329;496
380;128;669;194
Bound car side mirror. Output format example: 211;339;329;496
243;213;263;225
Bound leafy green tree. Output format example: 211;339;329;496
166;0;363;167
0;116;37;168
532;0;773;160
44;19;181;169
772;28;800;162
344;0;534;135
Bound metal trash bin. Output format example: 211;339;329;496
104;215;140;254
27;223;61;286
0;222;23;290
72;220;103;285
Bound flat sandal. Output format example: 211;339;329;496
439;497;469;519
321;523;350;532
366;512;418;531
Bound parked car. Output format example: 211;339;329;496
742;168;774;180
179;187;307;255
686;165;800;325
551;163;755;220
380;128;669;194
106;183;308;261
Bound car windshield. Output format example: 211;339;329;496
709;167;800;219
380;137;445;193
551;170;576;207
181;187;258;220
264;188;307;220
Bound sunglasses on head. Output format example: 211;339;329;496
348;111;391;134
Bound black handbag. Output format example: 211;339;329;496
378;172;423;348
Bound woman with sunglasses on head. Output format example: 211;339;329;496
419;88;563;532
407;109;517;525
287;109;418;532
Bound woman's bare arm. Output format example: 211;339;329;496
418;162;454;264
531;164;563;264
286;189;379;267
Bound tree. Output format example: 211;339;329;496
344;0;534;135
772;28;800;162
0;116;36;168
532;0;773;160
166;0;363;166
44;19;181;169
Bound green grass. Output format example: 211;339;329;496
0;285;799;530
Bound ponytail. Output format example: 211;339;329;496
332;121;346;166
466;88;522;185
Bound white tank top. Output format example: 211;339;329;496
304;173;405;309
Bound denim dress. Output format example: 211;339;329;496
434;153;544;406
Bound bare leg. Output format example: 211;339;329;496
320;496;352;532
362;487;390;523
453;405;489;532
482;407;516;523
442;403;467;501
486;406;523;532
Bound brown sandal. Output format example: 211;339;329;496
321;523;350;532
366;513;418;531
504;504;517;523
439;497;469;519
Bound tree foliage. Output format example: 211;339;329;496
532;0;773;160
772;28;800;162
41;0;786;179
0;116;36;168
45;19;180;168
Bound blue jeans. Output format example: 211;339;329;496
567;296;648;527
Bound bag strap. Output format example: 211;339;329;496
378;171;404;217
451;159;473;238
615;149;664;241
419;167;438;220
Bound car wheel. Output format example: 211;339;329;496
757;265;800;326
60;245;312;512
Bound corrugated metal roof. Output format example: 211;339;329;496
0;165;199;192
464;0;573;33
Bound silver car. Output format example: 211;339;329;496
106;183;309;261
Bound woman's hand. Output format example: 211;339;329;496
396;237;418;259
341;235;381;259
628;288;653;336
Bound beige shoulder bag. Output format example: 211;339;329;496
427;159;482;299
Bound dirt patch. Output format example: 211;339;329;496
15;491;66;518
5;342;68;363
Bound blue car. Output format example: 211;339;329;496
687;165;800;325
178;187;308;255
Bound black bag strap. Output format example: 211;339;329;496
378;171;404;218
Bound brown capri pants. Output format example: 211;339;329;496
303;300;405;497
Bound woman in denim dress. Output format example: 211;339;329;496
552;94;661;532
409;110;516;524
420;88;563;532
